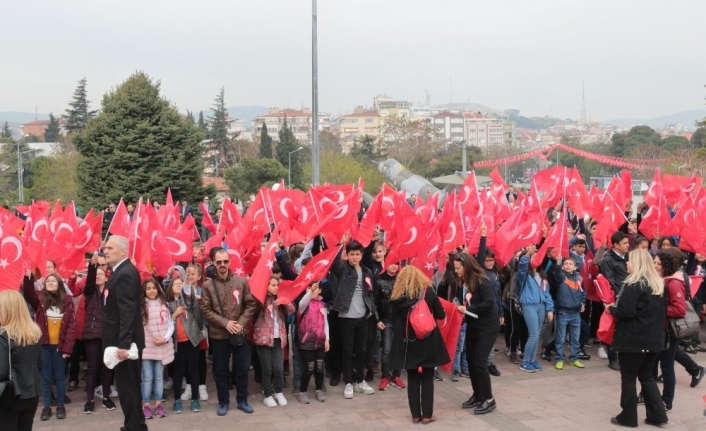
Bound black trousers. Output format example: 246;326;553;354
466;334;496;401
0;396;38;431
365;317;378;372
340;317;368;385
173;341;200;401
114;351;147;431
407;367;434;419
300;348;325;392
508;302;528;352
617;351;667;427
326;310;342;377
68;339;86;383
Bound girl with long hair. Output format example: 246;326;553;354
22;272;76;421
0;290;43;431
389;266;448;424
454;252;499;415
606;249;667;427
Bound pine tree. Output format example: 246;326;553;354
259;123;273;158
62;77;97;134
197;111;208;135
1;121;13;139
276;118;303;187
209;88;232;173
44;113;61;142
185;110;196;125
73;72;205;209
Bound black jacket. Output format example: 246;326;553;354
0;332;42;400
610;280;666;353
330;248;377;319
389;288;450;370
457;279;500;338
102;260;145;351
599;249;629;294
374;272;396;322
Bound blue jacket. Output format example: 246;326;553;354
549;264;586;312
517;256;554;311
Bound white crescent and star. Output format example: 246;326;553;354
166;237;187;257
1;237;23;262
403;227;418;245
31;219;48;243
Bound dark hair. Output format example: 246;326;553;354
661;247;685;265
42;274;67;313
454;252;488;294
610;232;628;248
46;259;57;269
301;256;312;266
563;256;577;266
272;261;282;274
658;236;676;249
165;278;183;302
571;238;586;247
346;239;365;253
142;278;166;325
209;246;225;261
656;250;681;277
630;235;649;250
289;244;304;263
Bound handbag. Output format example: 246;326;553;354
0;332;15;409
212;282;245;347
668;301;700;340
406;288;437;340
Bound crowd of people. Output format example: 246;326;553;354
2;192;706;431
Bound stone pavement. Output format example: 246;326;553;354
33;335;706;431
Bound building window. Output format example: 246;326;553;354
451;118;463;124
451;127;463;132
365;118;375;123
434;118;445;124
479;128;485;132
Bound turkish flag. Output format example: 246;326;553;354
489;167;509;192
108;199;131;238
531;209;569;268
458;171;481;217
356;191;381;247
593;191;628;248
638;195;671;241
218;198;242;235
224;229;246;277
383;205;424;270
494;206;543;267
377;183;398;232
200;202;217;235
440;196;466;260
566;167;592;218
23;203;49;278
410;231;441;280
663;174;702;206
240;189;271;236
580;249;601;302
0;223;26;291
533;166;565;209
267;188;304;231
278;246;341;305
664;193;702;240
14;201;50;218
644;169;662;208
437;298;463;372
305;189;360;244
0;206;25;235
249;234;279;304
415;192;440;233
144;209;173;277
588;183;605;219
164;223;194;262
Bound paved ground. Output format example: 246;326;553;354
33;334;706;431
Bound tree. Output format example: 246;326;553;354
209;87;234;172
1;121;13;139
73;72;205;209
259;123;273;158
197;111;208;134
44;113;61;142
27;142;79;203
378;116;437;169
223;157;287;201
348;135;379;162
319;130;342;153
302;148;386;192
185;110;196;125
0;139;38;199
63;77;97;134
276;118;303;187
692;127;706;149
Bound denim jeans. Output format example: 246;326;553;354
658;334;679;409
452;322;468;372
141;360;164;403
256;339;284;398
380;320;399;378
522;303;545;363
41;345;66;407
555;311;581;362
211;338;251;406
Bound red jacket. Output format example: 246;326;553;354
664;275;687;319
22;277;77;355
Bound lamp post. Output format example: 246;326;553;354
311;0;320;185
17;148;34;203
289;146;304;187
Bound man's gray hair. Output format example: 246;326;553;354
110;235;129;252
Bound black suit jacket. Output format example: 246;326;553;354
102;259;145;351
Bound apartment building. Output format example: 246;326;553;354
431;111;465;141
337;107;380;152
251;108;331;142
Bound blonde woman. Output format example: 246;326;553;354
605;249;668;427
0;290;43;431
389;266;449;425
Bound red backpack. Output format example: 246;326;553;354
407;288;437;340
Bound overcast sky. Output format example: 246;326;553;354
1;0;704;120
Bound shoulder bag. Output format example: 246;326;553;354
0;332;15;409
406;288;437;340
665;282;700;340
212;282;245;347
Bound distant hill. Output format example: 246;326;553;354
0;111;50;124
602;110;706;130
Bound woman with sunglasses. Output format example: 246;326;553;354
454;252;499;415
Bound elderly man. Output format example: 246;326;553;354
200;249;257;416
102;235;146;431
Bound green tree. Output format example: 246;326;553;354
185;110;196;125
302;148;385;192
319;130;342;153
349;134;378;162
27;142;79;202
63;77;97;134
209;87;234;171
379;116;437;170
44;113;61;142
276;118;303;187
1;121;13;139
259;123;273;158
73;72;205;209
0;139;38;198
660;135;689;152
197;111;208;135
692;127;706;149
223;157;287;201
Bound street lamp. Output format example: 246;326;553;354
448;136;467;175
289;146;304;187
17;148;34;203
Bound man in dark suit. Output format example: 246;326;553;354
102;235;146;431
180;198;193;222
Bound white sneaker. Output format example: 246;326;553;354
94;387;103;398
274;392;287;406
598;347;608;359
505;347;511;357
263;396;277;407
343;383;354;399
355;381;375;395
198;385;208;401
180;386;192;401
110;385;118;398
163;378;173;390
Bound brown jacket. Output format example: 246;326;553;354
199;271;257;340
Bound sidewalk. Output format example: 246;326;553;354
34;337;706;431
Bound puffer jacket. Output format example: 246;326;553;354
22;276;77;355
664;273;687;319
549;264;586;312
252;294;295;348
199;271;258;340
142;299;175;365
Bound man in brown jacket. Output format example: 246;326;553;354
200;250;257;416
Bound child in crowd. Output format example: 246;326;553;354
141;278;174;419
549;257;586;370
254;276;295;407
297;281;330;403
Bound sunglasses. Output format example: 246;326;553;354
215;260;230;266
